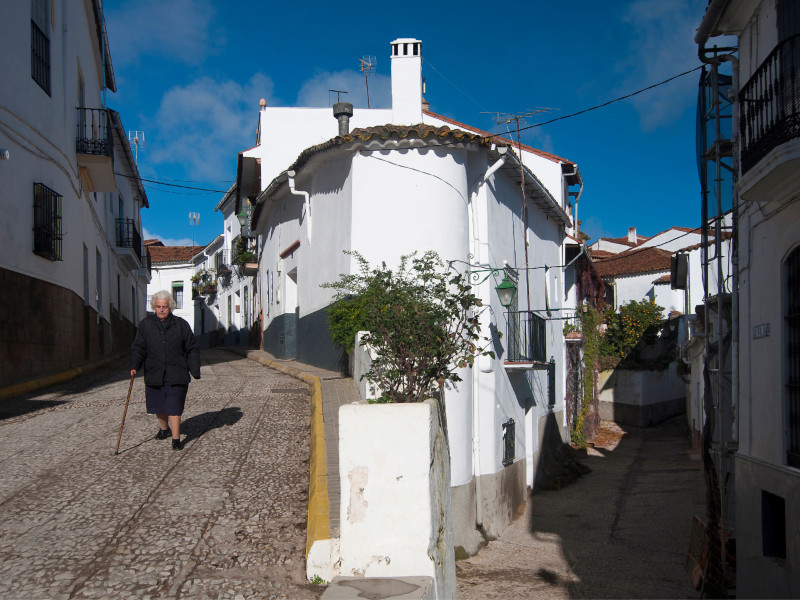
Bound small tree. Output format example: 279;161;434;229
601;298;664;360
323;251;495;403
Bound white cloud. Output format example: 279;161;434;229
295;70;391;109
146;73;276;180
105;0;221;66
616;0;706;131
142;227;193;247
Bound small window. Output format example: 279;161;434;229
33;182;62;260
31;0;51;95
172;283;184;310
762;490;787;559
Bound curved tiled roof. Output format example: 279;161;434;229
592;247;672;278
287;123;510;175
148;245;204;265
423;110;572;165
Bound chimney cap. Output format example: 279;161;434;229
333;102;354;118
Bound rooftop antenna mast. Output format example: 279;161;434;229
189;212;200;248
488;108;554;312
128;130;145;164
359;56;377;108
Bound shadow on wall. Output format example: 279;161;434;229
533;411;591;492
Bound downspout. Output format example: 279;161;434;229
721;53;739;446
287;170;311;243
468;147;508;530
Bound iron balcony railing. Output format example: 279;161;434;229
506;310;547;363
76;107;113;157
215;249;231;274
740;34;800;174
115;218;143;265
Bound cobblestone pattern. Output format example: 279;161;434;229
0;349;323;599
456;417;706;599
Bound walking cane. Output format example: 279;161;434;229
115;373;135;455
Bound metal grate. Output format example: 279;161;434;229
502;419;515;466
787;247;800;467
507;311;546;362
30;20;50;95
33;183;62;261
76;108;112;156
740;34;800;174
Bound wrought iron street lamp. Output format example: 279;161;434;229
495;275;517;308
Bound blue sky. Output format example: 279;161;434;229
104;0;712;247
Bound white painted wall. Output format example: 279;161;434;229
0;1;147;330
147;263;195;327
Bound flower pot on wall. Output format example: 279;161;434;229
336;399;456;598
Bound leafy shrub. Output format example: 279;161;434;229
600;299;664;360
323;251;493;403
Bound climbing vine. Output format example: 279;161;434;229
572;306;600;448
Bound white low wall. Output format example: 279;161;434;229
353;331;380;401
599;362;686;427
337;399;456;599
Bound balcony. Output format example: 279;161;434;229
215;249;232;276
115;218;142;273
739;34;800;203
76;107;115;192
504;310;548;371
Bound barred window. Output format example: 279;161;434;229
172;283;184;310
31;0;51;95
786;247;800;467
33;182;62;261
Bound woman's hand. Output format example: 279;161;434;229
130;369;137;377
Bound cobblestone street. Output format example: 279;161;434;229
0;349;322;600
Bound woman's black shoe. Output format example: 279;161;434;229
155;429;171;440
172;438;184;451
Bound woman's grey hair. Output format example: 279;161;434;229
150;290;176;311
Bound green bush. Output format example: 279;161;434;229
601;299;664;360
323;251;493;403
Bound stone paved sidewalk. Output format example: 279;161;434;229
456;417;706;599
0;348;323;599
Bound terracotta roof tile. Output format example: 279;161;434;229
148;245;204;264
423;110;571;164
653;274;672;284
593;247;672;278
588;249;616;260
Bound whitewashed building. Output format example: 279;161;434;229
243;38;585;558
0;0;149;387
145;242;203;330
213;184;258;347
697;1;800;595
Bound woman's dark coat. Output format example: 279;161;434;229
130;313;200;386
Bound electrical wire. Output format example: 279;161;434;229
114;171;230;193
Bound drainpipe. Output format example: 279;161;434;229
287;170;311;243
467;146;508;530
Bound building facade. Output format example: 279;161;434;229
0;0;149;387
697;0;800;595
242;38;585;558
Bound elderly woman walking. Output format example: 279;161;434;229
130;290;200;450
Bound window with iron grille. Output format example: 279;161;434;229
502;419;515;466
31;0;51;95
33;183;62;260
786;247;800;468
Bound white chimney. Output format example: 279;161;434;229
628;227;637;244
390;38;423;125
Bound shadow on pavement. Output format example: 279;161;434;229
0;399;70;420
181;406;243;443
527;415;701;599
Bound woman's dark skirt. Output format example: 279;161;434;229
145;380;188;416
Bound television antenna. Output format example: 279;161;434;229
189;212;200;248
128;131;145;163
359;56;377;108
483;108;554;312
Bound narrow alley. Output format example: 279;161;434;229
457;417;706;599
